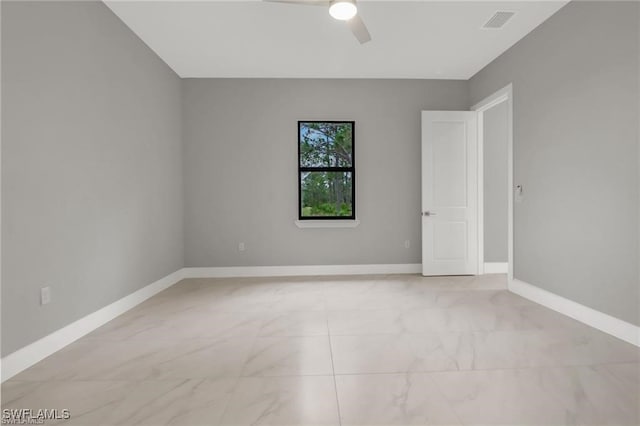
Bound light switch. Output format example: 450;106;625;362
515;185;524;203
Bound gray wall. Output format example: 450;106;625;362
482;101;508;263
183;79;468;267
1;1;183;355
470;1;640;325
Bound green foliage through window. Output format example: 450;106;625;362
298;122;355;219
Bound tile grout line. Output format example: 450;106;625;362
325;359;640;376
5;357;638;386
5;359;639;385
324;301;344;426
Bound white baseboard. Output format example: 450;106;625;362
484;262;508;274
509;278;640;347
183;263;422;279
1;269;185;382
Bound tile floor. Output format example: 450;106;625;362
2;274;639;425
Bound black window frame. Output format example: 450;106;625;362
298;120;356;221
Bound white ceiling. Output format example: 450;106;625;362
104;0;568;79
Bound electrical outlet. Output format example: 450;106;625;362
238;242;246;252
404;240;411;249
40;286;51;305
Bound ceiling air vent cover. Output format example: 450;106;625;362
482;11;516;29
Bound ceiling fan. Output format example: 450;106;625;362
263;0;372;44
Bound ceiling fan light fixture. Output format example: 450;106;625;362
329;0;357;21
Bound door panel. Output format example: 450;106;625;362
422;111;478;276
433;222;467;260
432;122;467;207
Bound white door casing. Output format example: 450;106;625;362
471;83;514;281
421;111;478;276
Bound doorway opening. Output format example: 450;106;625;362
472;84;514;281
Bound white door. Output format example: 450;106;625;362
421;111;478;276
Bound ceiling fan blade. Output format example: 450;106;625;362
347;14;372;44
263;0;329;6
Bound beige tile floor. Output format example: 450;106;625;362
2;274;639;425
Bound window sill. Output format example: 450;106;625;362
295;219;360;229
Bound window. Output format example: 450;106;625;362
298;121;355;220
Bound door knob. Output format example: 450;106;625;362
422;211;436;216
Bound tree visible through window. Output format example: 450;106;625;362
298;121;355;219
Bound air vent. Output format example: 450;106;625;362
482;11;516;29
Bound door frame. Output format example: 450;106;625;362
471;84;514;281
